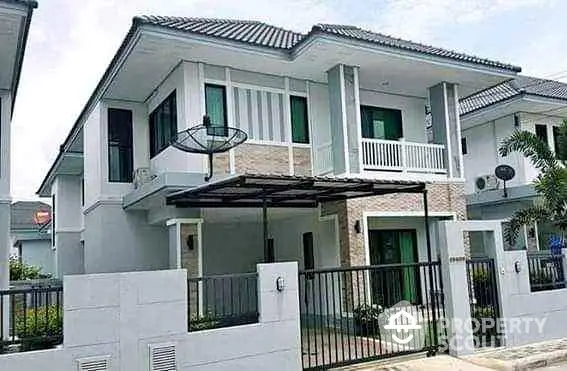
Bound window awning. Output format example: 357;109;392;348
166;174;426;208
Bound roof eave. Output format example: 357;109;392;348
294;29;520;75
5;0;36;112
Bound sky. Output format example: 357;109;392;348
10;0;567;201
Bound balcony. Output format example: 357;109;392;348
361;138;446;174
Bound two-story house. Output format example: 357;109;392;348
37;16;521;288
460;76;567;252
0;0;36;289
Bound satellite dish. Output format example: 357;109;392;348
494;165;515;198
495;165;515;182
171;116;247;181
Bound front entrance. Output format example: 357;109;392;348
369;230;421;306
299;261;445;370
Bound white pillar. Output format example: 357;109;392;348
256;262;302;369
437;221;474;355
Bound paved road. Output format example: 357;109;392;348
541;362;567;371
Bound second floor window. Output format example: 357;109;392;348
360;106;403;140
108;108;133;183
150;91;177;158
205;84;228;136
290;96;309;144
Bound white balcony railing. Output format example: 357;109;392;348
361;138;446;174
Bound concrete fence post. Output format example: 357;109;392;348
437;221;474;356
257;262;302;369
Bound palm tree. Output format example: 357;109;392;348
499;119;567;247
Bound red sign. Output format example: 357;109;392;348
33;210;51;225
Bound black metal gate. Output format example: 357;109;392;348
298;262;446;370
466;258;502;348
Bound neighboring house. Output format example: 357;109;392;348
0;0;37;288
460;76;567;252
10;201;54;275
36;16;521;288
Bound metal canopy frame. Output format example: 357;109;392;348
166;174;432;268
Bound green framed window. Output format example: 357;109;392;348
149;91;177;158
290;96;309;144
205;84;228;136
360;106;403;140
108;108;133;183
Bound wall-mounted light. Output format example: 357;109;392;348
186;234;195;250
354;220;361;234
514;261;522;273
276;276;286;292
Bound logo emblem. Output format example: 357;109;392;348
380;301;422;346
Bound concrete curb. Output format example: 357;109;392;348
467;348;567;370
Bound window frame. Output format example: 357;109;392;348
205;83;228;136
535;124;548;145
290;95;310;144
107;108;134;183
360;105;403;140
149;91;178;158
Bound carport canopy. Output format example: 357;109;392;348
166;173;433;265
166;174;426;208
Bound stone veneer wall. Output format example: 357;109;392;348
292;147;312;176
234;143;289;174
321;182;467;267
232;143;313;176
213;152;230;176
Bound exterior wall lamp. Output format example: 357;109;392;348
276;276;286;292
354;220;361;234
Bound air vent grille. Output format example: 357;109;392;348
149;343;177;371
77;356;110;371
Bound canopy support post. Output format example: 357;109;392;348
423;188;438;355
263;196;269;263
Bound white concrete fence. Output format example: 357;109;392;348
439;220;567;356
0;262;302;371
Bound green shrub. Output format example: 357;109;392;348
472;268;495;307
15;305;62;351
9;257;51;281
353;304;383;337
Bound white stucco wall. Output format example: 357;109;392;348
20;239;55;275
0;265;302;371
0;92;10;199
201;210;339;275
359;89;427;143
83;102;103;209
83;203;168;273
463;115;524;194
149;62;203;175
0;93;11;292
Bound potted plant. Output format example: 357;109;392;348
353;303;383;337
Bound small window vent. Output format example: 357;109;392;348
149;343;177;371
77;356;110;371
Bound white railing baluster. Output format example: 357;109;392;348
361;138;447;174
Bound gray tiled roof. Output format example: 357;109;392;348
460;76;567;115
11;201;51;231
135;16;520;72
135;16;305;49
310;24;520;72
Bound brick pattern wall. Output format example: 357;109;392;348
181;224;200;277
322;182;467;267
292;147;312;176
234;143;289;174
213;152;230;176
